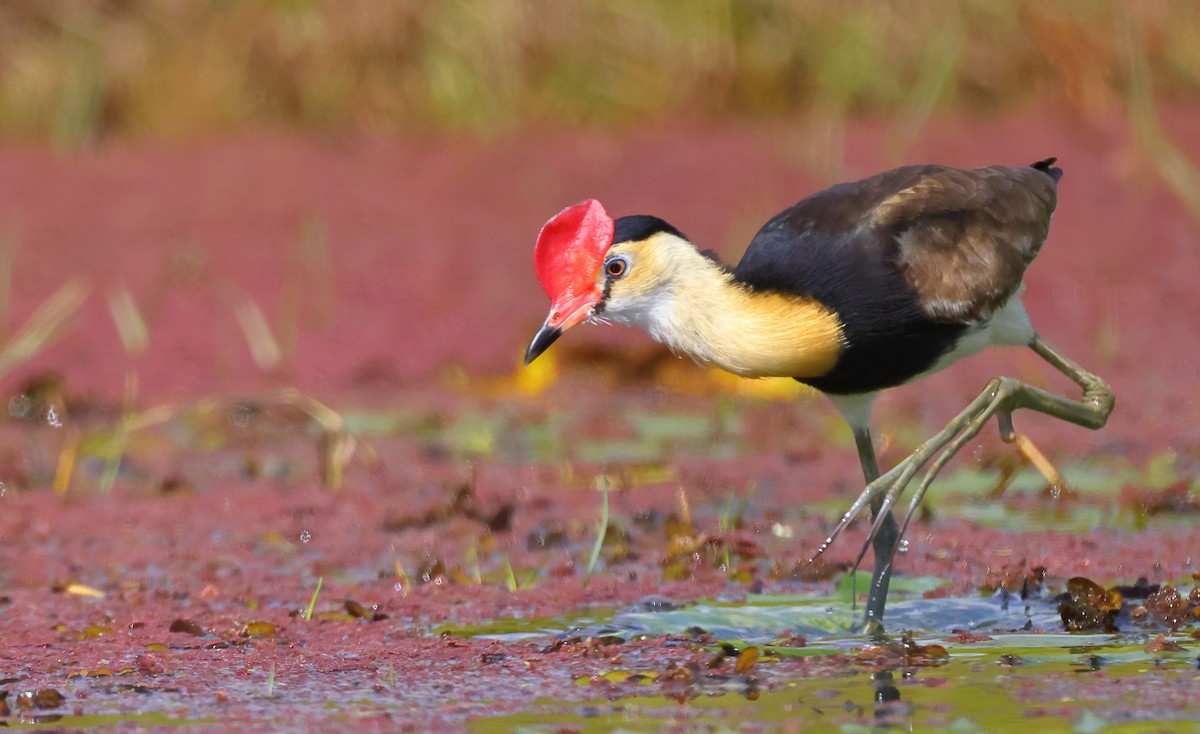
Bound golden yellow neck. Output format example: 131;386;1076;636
608;236;845;379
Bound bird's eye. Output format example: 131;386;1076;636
605;256;629;279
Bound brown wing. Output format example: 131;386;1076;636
872;164;1058;323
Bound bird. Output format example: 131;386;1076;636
523;159;1114;628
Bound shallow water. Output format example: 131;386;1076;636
470;592;1200;733
481;648;1200;733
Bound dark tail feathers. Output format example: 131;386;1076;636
1031;157;1063;182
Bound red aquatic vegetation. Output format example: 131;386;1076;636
1;108;1199;730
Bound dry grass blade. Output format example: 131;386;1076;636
106;286;149;356
0;223;15;341
582;475;610;588
98;371;141;493
231;293;282;372
0;277;90;381
304;577;323;621
53;427;81;494
263;388;356;488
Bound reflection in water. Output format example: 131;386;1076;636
872;669;907;731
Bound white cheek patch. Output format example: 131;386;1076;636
603;288;676;336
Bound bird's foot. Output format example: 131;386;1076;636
807;450;919;571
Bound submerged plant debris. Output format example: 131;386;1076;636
1058;576;1125;632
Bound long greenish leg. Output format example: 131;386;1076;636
819;388;998;569
851;427;898;628
814;335;1115;615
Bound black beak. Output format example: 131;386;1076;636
524;323;562;365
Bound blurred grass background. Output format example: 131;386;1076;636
1;0;1198;146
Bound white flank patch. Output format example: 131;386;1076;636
917;294;1034;381
827;392;879;433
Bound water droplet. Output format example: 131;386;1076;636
230;404;254;428
8;395;31;419
47;406;63;428
299;530;311;543
898;539;910;553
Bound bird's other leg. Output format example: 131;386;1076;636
851;427;898;628
1027;335;1115;430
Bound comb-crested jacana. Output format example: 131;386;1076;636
524;159;1114;626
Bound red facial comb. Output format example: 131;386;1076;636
533;200;615;302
